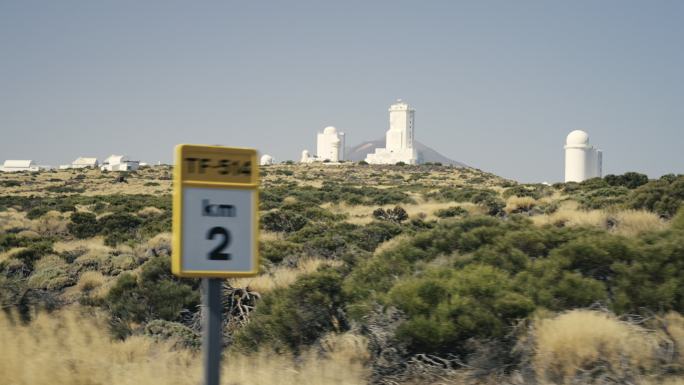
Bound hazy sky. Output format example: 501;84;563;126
1;1;682;182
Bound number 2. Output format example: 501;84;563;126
207;227;231;260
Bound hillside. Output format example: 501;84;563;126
346;139;468;166
1;165;684;385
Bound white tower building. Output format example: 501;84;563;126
316;126;345;162
564;130;603;182
365;100;418;165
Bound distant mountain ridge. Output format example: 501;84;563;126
346;139;468;167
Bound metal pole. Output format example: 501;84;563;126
202;278;222;385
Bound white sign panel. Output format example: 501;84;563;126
181;187;256;273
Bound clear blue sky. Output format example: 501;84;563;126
1;1;682;182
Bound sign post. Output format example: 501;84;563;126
172;144;259;385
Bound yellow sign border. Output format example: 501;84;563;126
172;144;260;278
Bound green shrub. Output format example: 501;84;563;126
26;207;49;219
68;212;101;238
261;210;308;232
435;206;469;218
389;265;535;354
372;206;408;223
604;172;649;189
234;269;346;352
144;319;200;349
261;240;303;264
626;177;684;217
99;212;143;245
0;180;21;187
105;257;198;324
502;184;552;199
577;186;630;209
9;241;54;273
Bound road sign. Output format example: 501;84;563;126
172;144;259;278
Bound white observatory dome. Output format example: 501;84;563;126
566;130;590;146
323;126;337;135
260;154;274;166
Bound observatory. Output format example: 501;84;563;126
564;130;602;182
365;100;418;165
316;126;345;162
300;150;315;163
260;154;274;166
100;155;140;172
0;160;40;172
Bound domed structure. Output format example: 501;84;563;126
566;130;590;146
300;150;315;163
564;130;602;183
260;154;274;166
317;125;345;162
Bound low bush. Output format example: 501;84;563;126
233;269;347;352
261;210;308;233
104;257;199;326
435;206;469;218
372;206;409;223
68;212;100;239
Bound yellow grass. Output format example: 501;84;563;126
230;258;342;293
31;210;69;236
76;271;107;293
137;206;165;217
609;209;667;237
532;205;607;228
504;196;538;214
0;308;368;385
533;310;659;383
325;201;481;225
532;203;667;237
53;236;112;254
0;247;27;263
663;312;684;366
0;208;32;232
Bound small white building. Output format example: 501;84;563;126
365;100;418;165
1;160;40;172
60;157;99;169
316;126;345;162
260;154;275;166
564;130;603;183
300;150;316;164
100;155;140;172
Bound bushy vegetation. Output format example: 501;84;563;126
104;257;198;336
3;166;684;385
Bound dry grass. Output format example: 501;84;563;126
31;210;69;236
137;206;165;217
27;254;71;290
230;258;342;293
533;310;659;384
0;246;27;263
663;312;684;367
53;237;112;255
532;203;608;228
325;201;481;225
0;308;368;385
0;208;32;232
76;271;107;293
608;209;667;237
532;202;667;237
504;196;538;214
